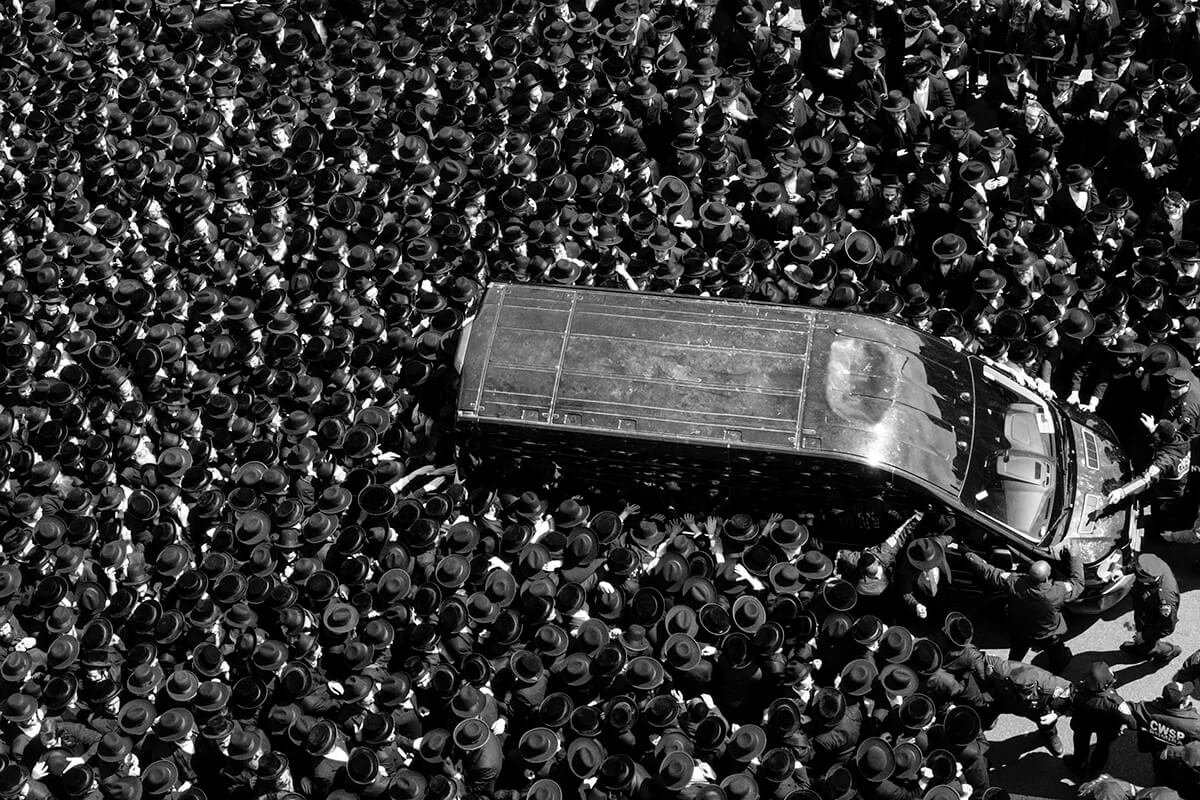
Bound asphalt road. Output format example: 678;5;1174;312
966;536;1200;798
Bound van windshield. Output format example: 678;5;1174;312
962;365;1061;540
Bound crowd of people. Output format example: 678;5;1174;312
6;0;1200;798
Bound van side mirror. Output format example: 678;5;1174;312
990;546;1015;571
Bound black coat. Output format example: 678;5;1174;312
1132;553;1180;639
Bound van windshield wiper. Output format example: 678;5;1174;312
1045;410;1075;541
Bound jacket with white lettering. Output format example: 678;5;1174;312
1126;699;1200;755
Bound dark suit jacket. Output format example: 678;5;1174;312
974;149;1018;180
1071;82;1126;118
984;76;1039;116
1039;83;1080;126
746;204;801;242
1117;137;1179;191
908;74;955;118
937;127;984;159
875;107;931;153
1047;185;1098;236
802;27;860;85
848;61;889;104
953;219;993;255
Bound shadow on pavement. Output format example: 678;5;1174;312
1033;647;1127;684
987;730;1078;797
1145;538;1200;592
985;722;1155;796
1112;658;1171;689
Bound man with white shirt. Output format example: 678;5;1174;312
903;55;953;121
1071;60;1126;163
802;7;858;95
1119;115;1179;192
1048;164;1099;236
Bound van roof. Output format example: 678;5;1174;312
457;284;975;494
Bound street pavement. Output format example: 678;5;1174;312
966;536;1200;799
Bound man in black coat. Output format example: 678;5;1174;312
964;544;1084;673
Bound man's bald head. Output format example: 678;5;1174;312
1029;561;1052;583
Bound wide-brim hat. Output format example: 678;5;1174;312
906;538;945;571
899;693;936;730
796;550;834;581
882;91;910;113
518;727;560;764
1107;334;1146;356
767;562;805;594
726;723;767;763
731;595;766;633
1061;308;1096;340
932;234;967;261
879;663;920;697
855;737;896;783
840;658;878;696
626;655;665;690
843;230;879;266
972;268;1006;294
808;687;846;727
944;706;982;746
453;718;489;751
878;625;915;664
322;602;359;634
663;632;702;671
821;579;858;613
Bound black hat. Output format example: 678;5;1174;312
899;693;936;730
726;724;767;763
840;659;878;696
944;706;982;747
855;738;896;783
808;688;846;728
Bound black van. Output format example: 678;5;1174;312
455;283;1140;612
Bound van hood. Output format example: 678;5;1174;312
1061;416;1130;564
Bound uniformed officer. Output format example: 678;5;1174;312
1159;366;1200;440
1121;681;1200;785
1104;420;1192;514
1121;553;1182;664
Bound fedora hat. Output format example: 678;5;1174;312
855;738;896;783
906;538;945;571
840;659;878;697
808;688;846;728
796;551;834;581
972;269;1006;294
820;579;857;613
944;706;982;746
899;693;936;730
731;595;766;633
1107;334;1145;356
909;637;944;675
626;655;664;690
843;230;879;266
879;663;920;697
726;724;767;763
878;625;915;664
932;234;967;261
453;718;489;751
1061;308;1096;340
518;727;560;764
